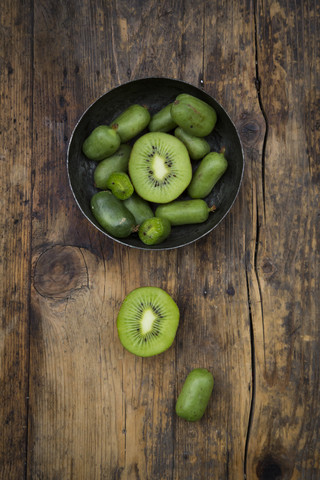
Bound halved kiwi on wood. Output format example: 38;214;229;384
117;287;180;357
128;132;192;204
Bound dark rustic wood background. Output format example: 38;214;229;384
1;1;319;479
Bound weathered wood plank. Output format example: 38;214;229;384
24;0;320;479
173;1;265;478
0;0;33;478
245;1;320;478
28;1;183;478
28;1;257;479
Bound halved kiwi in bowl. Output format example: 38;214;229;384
67;77;244;250
129;132;192;204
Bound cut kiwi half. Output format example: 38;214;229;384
128;132;192;204
117;287;180;357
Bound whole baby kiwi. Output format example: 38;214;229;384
176;368;214;422
188;148;228;199
82;125;121;161
171;94;217;137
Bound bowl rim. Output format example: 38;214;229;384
67;76;245;250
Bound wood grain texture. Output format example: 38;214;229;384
245;2;320;478
0;0;319;479
0;0;32;478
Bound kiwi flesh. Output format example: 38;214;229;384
138;217;171;245
106;172;134;200
117;287;180;357
129;132;192;204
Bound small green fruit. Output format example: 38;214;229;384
110;104;151;142
94;144;132;189
91;191;136;238
188;149;228;198
106;172;134;200
176;368;214;422
82;125;121;161
171;94;217;137
138;217;171;245
174;127;210;161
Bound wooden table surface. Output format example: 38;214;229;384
1;1;319;479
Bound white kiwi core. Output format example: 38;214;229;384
141;308;157;334
152;154;169;181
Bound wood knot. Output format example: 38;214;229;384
33;245;88;299
226;285;235;296
238;114;263;147
261;258;276;276
256;455;282;479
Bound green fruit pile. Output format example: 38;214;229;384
82;94;229;246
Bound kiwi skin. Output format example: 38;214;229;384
110;104;151;142
171;94;217;137
91;190;136;238
123;193;154;225
116;287;180;357
82;125;121;161
188;150;228;198
94;144;132;189
149;103;177;132
174;127;210;161
155;199;214;226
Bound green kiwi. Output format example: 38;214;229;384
188;148;228;198
123;193;154;225
176;368;214;422
171;94;217;137
91;190;136;238
174;127;210;161
149;103;177;132
117;287;180;357
93;144;132;189
82;125;121;161
110;104;151;142
155;199;216;226
106;172;134;200
128;132;192;203
138;217;171;245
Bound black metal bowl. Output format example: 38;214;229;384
67;77;244;250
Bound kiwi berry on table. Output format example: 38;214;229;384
117;287;180;357
175;368;214;422
82;94;229;245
